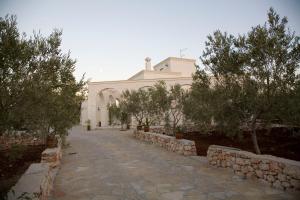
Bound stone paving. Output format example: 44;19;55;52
51;126;300;200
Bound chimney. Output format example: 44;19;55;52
145;57;151;71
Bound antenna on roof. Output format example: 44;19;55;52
180;48;188;58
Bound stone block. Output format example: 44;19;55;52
246;172;256;179
7;163;51;200
241;166;249;174
248;166;254;172
267;175;275;183
290;179;300;190
259;163;269;171
270;161;282;172
236;158;245;165
283;165;300;179
250;158;261;164
221;161;226;168
262;160;270;164
252;164;259;170
210;161;217;165
282;181;291;188
231;157;236;162
268;171;277;176
233;164;241;171
277;173;287;182
240;153;250;159
244;159;251;165
273;180;284;190
255;170;264;178
235;170;246;178
184;145;191;150
226;161;232;167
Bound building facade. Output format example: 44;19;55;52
81;57;196;129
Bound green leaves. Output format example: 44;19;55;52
120;81;188;134
0;15;85;136
187;7;300;146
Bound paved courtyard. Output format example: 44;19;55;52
51;126;300;200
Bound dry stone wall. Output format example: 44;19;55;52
149;125;199;136
133;130;197;156
41;135;62;168
207;145;300;191
0;133;44;150
7;135;62;200
149;126;172;135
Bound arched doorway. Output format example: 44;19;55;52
97;88;121;127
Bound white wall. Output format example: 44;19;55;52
80;100;88;125
169;58;196;77
86;77;193;129
83;57;196;129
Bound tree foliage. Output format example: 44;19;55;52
0;15;85;136
168;84;188;134
121;89;147;125
185;8;300;154
121;81;188;134
107;101;131;128
147;81;170;125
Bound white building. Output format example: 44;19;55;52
81;57;196;129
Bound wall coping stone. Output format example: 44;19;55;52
42;148;58;155
8;163;50;199
7;135;62;199
24;163;49;175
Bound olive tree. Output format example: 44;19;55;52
107;101;131;129
168;84;188;135
0;15;85;137
147;81;170;126
121;89;146;126
121;81;170;127
185;8;300;154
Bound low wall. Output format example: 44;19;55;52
133;130;197;156
149;126;172;135
0;133;44;150
207;145;300;190
7;135;62;200
149;125;199;136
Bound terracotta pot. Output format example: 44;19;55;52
144;126;150;132
175;132;184;139
137;125;143;131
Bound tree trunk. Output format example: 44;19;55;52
251;126;261;154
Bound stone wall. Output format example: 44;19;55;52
0;133;44;150
149;125;199;136
149;126;172;135
207;145;300;191
133;130;197;156
7;135;62;200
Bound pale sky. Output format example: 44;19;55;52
1;0;300;81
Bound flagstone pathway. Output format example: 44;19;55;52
51;126;300;200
